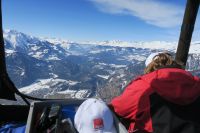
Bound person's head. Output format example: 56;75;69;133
74;98;116;133
144;52;181;74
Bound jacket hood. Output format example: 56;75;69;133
141;68;200;105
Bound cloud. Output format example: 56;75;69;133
90;0;184;28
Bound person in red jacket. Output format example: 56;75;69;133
110;52;200;133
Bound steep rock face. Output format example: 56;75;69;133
97;61;145;102
3;30;200;100
187;54;200;71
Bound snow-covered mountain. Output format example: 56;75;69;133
3;30;200;100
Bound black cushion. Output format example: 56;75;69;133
150;93;200;133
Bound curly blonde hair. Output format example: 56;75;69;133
144;53;181;74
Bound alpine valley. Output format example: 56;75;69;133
2;30;200;103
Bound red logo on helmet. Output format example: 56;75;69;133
93;118;104;130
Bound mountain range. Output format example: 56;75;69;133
3;29;200;102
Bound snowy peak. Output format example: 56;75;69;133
4;30;36;48
3;29;200;54
4;30;71;60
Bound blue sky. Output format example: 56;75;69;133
2;0;200;41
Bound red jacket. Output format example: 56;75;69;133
110;68;200;133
